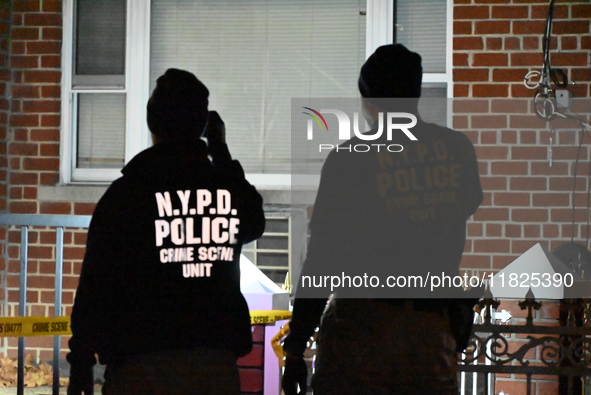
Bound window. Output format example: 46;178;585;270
62;0;452;184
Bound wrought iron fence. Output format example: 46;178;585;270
459;294;591;395
0;214;91;395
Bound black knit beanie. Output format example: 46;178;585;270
358;44;423;99
147;68;209;140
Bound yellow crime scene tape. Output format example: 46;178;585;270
0;311;292;338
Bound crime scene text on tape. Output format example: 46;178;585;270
0;310;292;338
0;317;70;338
249;310;291;325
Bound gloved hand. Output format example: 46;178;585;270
67;363;94;395
205;111;232;163
281;356;308;395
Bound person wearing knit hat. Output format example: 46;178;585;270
282;45;483;394
68;68;265;394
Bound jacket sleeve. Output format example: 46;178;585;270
211;141;265;244
67;182;128;368
283;151;351;355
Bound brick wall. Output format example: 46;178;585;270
454;0;591;277
0;0;589;392
0;0;11;320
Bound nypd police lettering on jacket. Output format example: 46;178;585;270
153;189;239;278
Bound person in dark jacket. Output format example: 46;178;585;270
67;68;265;395
281;45;483;394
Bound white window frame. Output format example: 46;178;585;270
60;0;452;186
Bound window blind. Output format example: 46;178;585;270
395;0;447;74
150;0;366;174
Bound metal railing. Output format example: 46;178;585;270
0;214;91;395
458;296;591;395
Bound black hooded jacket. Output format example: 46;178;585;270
67;139;265;369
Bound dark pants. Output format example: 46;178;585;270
102;348;240;395
312;299;458;395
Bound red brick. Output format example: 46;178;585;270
64;247;85;260
494;192;530;206
472;84;509;98
24;14;62;27
513;20;546;35
41;85;60;98
74;203;96;216
23;157;59;171
42;27;62;41
41;114;60;127
511;52;544;66
491;161;527;176
459;255;491;269
510;177;548;191
23;187;37;200
561;36;578;50
510;84;535;98
509;115;553;130
473;208;509;222
454;84;469;97
10;114;39;127
475;145;509;160
43;0;62;12
492;68;529;82
453;68;488;82
550;177;585;192
10;201;37;214
11;55;39;69
581;36;591;50
26;41;61;55
454;21;472;35
453;53;469;67
40;143;59;156
13;0;41;12
474;239;510;253
23;70;61;83
23;100;60;113
40;172;59;185
453;99;489;113
474;0;509;3
551;208;588;223
12;84;40;98
532;193;569;207
512;208;549;222
572;4;591;18
492;5;528;19
11;27;40;40
512;146;547;161
40;202;71;215
572;68;591;82
552;20;590;35
475;21;511;34
486;37;502;50
454;6;489;20
472;53;508;67
10;172;38;185
472;115;507;129
550;52;588;66
522;36;539;50
31;128;59;142
41;55;61;68
453;37;484;50
531;4;568;19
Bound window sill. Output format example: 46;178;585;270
38;185;317;206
